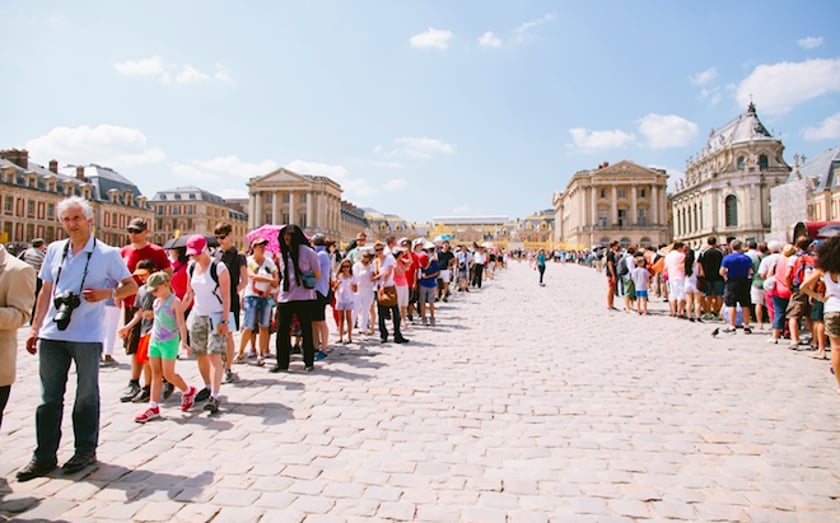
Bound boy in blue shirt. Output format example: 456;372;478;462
417;245;440;326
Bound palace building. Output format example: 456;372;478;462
150;186;248;248
670;103;791;247
553;160;670;250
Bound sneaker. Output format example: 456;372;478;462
722;327;736;334
291;345;302;355
194;387;211;403
131;385;151;403
430;317;436;327
135;406;160;423
422;317;428;326
223;369;238;384
394;337;410;344
101;355;117;367
181;386;196;411
16;458;57;482
314;350;328;361
743;326;752;334
304;365;314;372
120;381;141;403
162;380;175;401
203;397;219;414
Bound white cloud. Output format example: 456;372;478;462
371;161;405;169
568;128;635;152
637;113;698;149
285;160;349;180
216;187;248;199
25;124;166;167
172;155;277;181
392;137;455;158
690;67;717;85
342;178;377;197
700;87;722;105
803;112;840;141
798;36;824;49
383;179;407;191
514;13;555;43
478;31;502;48
113;56;164;77
409;27;454;50
736;58;840;115
114;56;232;85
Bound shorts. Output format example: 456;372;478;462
189;315;227;356
684;276;698;294
148;336;180;360
396;285;409;308
750;286;766;306
825;312;840;338
136;332;150;364
669;277;686;301
336;301;354;311
243;295;272;329
439;269;451;283
635;290;649;299
785;292;812;319
811;299;824;322
312;292;328;321
418;286;436;304
724;279;751;308
703;279;725;297
123;306;141;355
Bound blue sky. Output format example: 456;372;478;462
2;1;839;223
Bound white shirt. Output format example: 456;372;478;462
244;255;277;297
354;260;376;294
190;261;228;316
377;254;396;287
335;274;357;303
758;253;781;278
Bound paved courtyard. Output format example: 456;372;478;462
1;261;839;522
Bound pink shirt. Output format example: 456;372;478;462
664;250;686;279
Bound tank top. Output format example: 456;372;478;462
823;273;840;313
152;294;179;343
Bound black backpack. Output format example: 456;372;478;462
616;253;630;277
188;259;222;304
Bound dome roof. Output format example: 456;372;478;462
700;103;777;156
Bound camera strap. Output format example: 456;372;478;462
54;238;96;300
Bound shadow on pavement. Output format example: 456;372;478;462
84;465;214;502
0;476;42;521
227;401;293;425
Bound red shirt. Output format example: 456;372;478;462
120;243;171;308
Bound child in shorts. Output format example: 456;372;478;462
134;272;195;422
631;256;652;315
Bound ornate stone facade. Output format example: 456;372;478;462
671;103;791;248
150;186;248;248
247;168;342;238
553;160;670;250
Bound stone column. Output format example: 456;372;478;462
630;183;638;226
590;184;597;225
651;185;659;226
272;190;280;225
306;191;313;230
255;192;264;228
610;185;617;226
288;191;296;225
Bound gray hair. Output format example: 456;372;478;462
767;240;782;253
56;196;93;221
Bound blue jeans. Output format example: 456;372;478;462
35;339;101;461
771;295;790;331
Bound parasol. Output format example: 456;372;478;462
433;233;453;243
162;234;219;250
246;224;285;254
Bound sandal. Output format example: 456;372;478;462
234;354;246;364
255;357;265;367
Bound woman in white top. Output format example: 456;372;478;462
800;236;840;393
334;259;357;344
236;238;278;366
353;249;376;335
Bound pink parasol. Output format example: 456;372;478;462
246;224;285;254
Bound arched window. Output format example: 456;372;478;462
640;237;651;248
737;156;745;169
725;195;738;227
759;154;768;170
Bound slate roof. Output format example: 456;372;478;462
800;145;840;191
699;103;777;156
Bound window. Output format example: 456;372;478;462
46;203;54;219
283;194;290;203
283;213;289;224
4;196;12;212
157;206;164;215
693;204;699;231
299;213;307;228
300;194;307;203
618;209;627;227
617;188;626;198
737;156;745;169
174;194;181;200
725;195;738;227
637;209;647;226
759;154;768;170
600;189;606;198
639;188;646;198
27;200;35;217
598;210;607;227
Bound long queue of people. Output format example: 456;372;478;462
600;234;840;395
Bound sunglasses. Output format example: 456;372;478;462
127;228;143;234
375;248;384;252
215;234;228;240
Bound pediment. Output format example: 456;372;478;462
597;160;660;177
251;167;309;185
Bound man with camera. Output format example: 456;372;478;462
16;196;137;482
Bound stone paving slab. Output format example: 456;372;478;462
2;261;839;521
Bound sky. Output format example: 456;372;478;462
2;1;839;223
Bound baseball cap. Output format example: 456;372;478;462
398;237;410;246
251;237;269;248
424;241;435;250
186;234;207;256
127;218;147;233
146;271;170;290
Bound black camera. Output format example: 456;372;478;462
53;291;81;331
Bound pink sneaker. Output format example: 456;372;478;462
135;406;160;423
181;386;196;411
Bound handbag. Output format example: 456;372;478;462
301;270;317;289
762;277;776;291
377;285;398;307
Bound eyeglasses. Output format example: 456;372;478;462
215;234;228;240
374;248;384;252
127;228;142;234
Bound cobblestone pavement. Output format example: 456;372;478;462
1;261;839;522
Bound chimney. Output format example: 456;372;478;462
0;148;29;169
49;159;58;173
76;165;85;180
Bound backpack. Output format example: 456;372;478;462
616;253;630;277
188;259;222;304
790;254;816;290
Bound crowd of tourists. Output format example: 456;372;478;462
599;234;840;394
3;195;512;482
